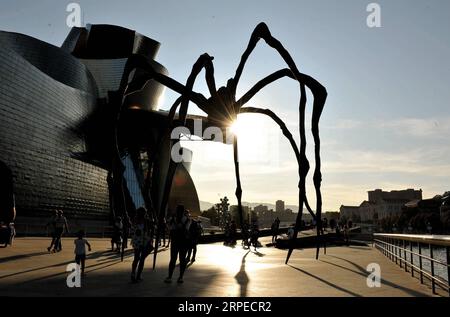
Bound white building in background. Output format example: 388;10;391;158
340;189;423;222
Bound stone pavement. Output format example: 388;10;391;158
0;237;438;297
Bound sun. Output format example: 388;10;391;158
229;118;245;136
228;114;262;139
226;114;274;160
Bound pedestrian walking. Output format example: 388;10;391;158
74;230;91;274
271;217;280;243
111;216;123;252
130;207;154;283
164;205;190;284
186;219;203;262
53;210;69;252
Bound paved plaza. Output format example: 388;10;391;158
0;237;438;297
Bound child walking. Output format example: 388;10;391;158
74;230;91;274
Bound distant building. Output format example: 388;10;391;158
254;204;269;214
368;189;422;219
276;200;285;213
340;188;423;222
277;208;296;225
324;211;340;221
230;205;252;223
359;201;376;222
339;205;360;221
255;206;274;229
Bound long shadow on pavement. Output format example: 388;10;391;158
325;255;431;297
288;264;362;297
0;251;50;264
234;250;250;297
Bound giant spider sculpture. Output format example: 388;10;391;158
113;22;327;266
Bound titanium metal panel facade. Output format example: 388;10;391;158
0;24;202;231
0;32;110;224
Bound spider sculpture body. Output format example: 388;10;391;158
113;22;327;265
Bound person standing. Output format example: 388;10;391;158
250;222;260;251
165;205;190;284
46;210;58;252
111;216;123;252
53;210;69;252
130;207;154;283
186;219;203;263
271;217;280;243
74;230;91;275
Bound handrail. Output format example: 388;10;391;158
374;233;450;247
374;239;448;267
373;233;450;296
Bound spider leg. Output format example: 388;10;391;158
239;106;315;219
232;135;244;231
178;53;219;122
154;53;222;268
233;23;327;263
239;69;328;257
148;54;221;268
113;55;211;263
239;106;326;260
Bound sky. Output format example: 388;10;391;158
1;0;449;211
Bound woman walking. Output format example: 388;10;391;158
130;207;154;283
164;205;190;284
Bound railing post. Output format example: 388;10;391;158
446;246;450;297
430;244;435;294
419;242;423;284
403;240;408;272
392;239;398;264
410;241;414;277
389;237;392;260
384;238;392;259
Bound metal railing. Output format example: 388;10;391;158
374;233;450;296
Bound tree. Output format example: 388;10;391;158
201;207;219;226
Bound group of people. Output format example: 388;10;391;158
46;209;69;253
44;204;204;283
223;220;238;246
165;205;203;283
114;205;203;283
224;220;260;251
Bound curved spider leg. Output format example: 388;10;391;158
233;23;327;262
238;68;328;256
237;68;326;253
238;106;326;258
178;53;219;122
239;106;314;217
113;55;208;261
232;135;244;230
232;25;309;262
150;53;220;268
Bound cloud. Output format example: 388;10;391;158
325;116;450;138
323;147;450;177
379;117;450;138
